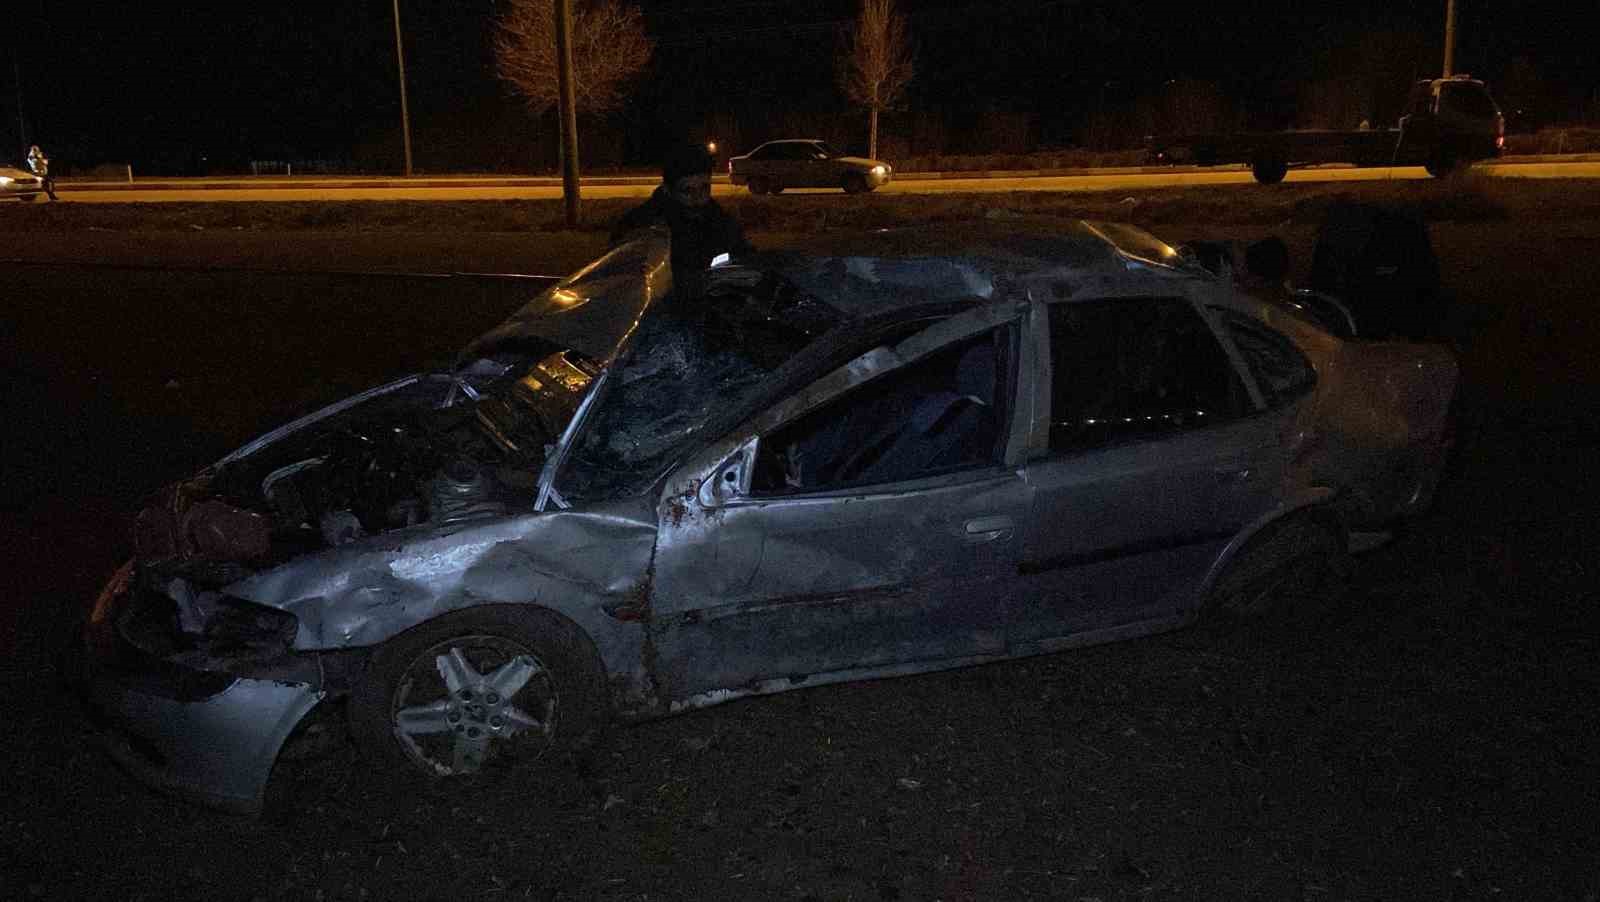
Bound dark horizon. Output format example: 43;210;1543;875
6;0;1597;173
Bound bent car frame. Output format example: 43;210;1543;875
72;221;1458;812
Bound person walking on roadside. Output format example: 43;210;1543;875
26;145;57;201
611;141;749;302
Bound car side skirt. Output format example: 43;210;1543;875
650;613;1192;718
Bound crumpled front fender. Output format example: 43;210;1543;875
224;500;658;658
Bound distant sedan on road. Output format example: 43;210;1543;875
728;139;893;194
0;165;46;201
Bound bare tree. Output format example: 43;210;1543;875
494;0;653;116
838;0;914;160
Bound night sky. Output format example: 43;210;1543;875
6;0;1596;173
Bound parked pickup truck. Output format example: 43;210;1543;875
1148;76;1505;184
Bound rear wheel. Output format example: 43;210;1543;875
1251;151;1289;185
1424;149;1459;178
1202;514;1349;621
349;606;606;782
747;176;770;195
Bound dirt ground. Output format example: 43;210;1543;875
2;214;1598;900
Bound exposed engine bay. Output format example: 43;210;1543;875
132;349;599;584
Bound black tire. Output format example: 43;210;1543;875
349;605;606;782
19;194;40;203
747;176;770;196
768;181;785;195
1201;513;1349;621
1424;149;1458;178
1251;152;1289;185
842;172;870;194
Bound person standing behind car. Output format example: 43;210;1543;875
611;142;750;303
26;145;57;201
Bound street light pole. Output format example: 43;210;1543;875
553;0;581;227
391;0;414;176
1442;0;1457;77
12;47;27;159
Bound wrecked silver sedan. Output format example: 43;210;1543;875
74;221;1458;813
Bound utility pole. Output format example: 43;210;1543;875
391;0;414;176
1442;0;1457;77
554;0;581;227
12;49;27;159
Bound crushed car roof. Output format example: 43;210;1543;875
468;220;1206;364
741;219;1199;317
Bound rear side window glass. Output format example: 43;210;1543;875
1217;311;1317;408
1438;83;1498;119
1047;297;1248;452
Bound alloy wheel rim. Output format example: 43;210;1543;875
390;635;557;777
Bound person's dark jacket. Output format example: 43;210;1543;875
611;187;751;300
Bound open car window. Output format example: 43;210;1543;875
750;327;1010;494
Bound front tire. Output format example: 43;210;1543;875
842;172;870;194
349;605;606;781
1202;514;1349;621
19;194;39;203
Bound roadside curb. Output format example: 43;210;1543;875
47;152;1600;195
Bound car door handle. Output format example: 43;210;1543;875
964;515;1014;535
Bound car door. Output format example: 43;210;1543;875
740;143;774;183
776;142;805;186
810;143;839;187
647;303;1035;700
1008;294;1293;651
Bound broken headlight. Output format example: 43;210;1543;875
200;596;299;659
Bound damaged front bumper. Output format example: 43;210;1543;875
71;564;329;814
81;663;324;814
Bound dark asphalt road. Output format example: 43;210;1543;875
3;232;1598;900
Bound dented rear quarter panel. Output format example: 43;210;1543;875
1270;305;1460;524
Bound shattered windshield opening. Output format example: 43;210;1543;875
565;269;844;500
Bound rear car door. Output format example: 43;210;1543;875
742;143;777;183
648;305;1033;699
1008;295;1293;650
